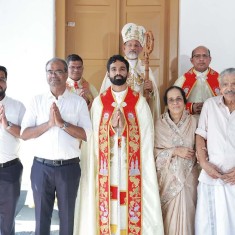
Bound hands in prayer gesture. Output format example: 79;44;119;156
0;104;8;129
48;102;64;128
111;108;125;130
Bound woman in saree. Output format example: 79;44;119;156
155;86;199;235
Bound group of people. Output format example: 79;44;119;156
0;22;235;235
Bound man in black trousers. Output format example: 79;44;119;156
21;58;92;235
0;65;25;235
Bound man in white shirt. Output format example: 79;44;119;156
174;45;220;114
0;65;25;235
195;67;235;235
21;58;92;235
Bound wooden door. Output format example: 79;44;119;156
56;0;179;112
65;0;119;90
120;0;167;108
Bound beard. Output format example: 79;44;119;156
126;51;138;60
109;74;127;86
0;88;6;97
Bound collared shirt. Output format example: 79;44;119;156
196;95;235;185
0;96;25;163
21;89;92;160
112;88;128;106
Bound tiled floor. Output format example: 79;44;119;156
15;154;60;234
15;190;59;235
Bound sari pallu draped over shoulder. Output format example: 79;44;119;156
155;110;199;235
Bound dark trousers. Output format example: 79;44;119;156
0;160;23;235
31;158;81;235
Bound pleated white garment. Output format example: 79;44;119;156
195;182;235;235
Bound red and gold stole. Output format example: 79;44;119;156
182;67;220;112
98;87;142;235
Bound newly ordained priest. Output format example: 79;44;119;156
74;55;164;235
100;22;161;120
174;45;220;114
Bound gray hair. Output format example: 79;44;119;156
219;68;235;84
45;57;68;72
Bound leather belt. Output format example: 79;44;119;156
0;158;20;168
34;156;79;166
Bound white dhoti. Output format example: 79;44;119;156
195;182;235;235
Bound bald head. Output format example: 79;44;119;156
190;45;212;72
191;46;210;59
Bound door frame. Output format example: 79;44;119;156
55;0;179;88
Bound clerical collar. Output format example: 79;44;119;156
67;77;82;84
194;68;209;76
112;88;128;104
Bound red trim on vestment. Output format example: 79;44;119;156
98;87;142;235
182;68;219;113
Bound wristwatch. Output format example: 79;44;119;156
61;121;69;130
6;121;13;130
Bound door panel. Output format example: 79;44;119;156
65;0;119;90
122;7;161;58
57;0;179;112
120;0;166;106
127;0;161;5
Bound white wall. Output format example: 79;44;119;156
1;0;235;188
0;0;55;105
2;1;235;102
0;0;55;190
179;0;235;76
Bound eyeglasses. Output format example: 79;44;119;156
0;77;7;82
192;54;210;59
167;97;184;104
46;70;65;76
125;42;141;49
68;66;83;71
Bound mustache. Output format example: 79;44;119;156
128;51;137;54
224;90;235;95
114;75;125;80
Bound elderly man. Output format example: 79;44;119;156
75;55;164;235
100;23;161;119
195;68;235;235
21;58;92;235
0;66;25;235
174;45;220;114
66;54;98;110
